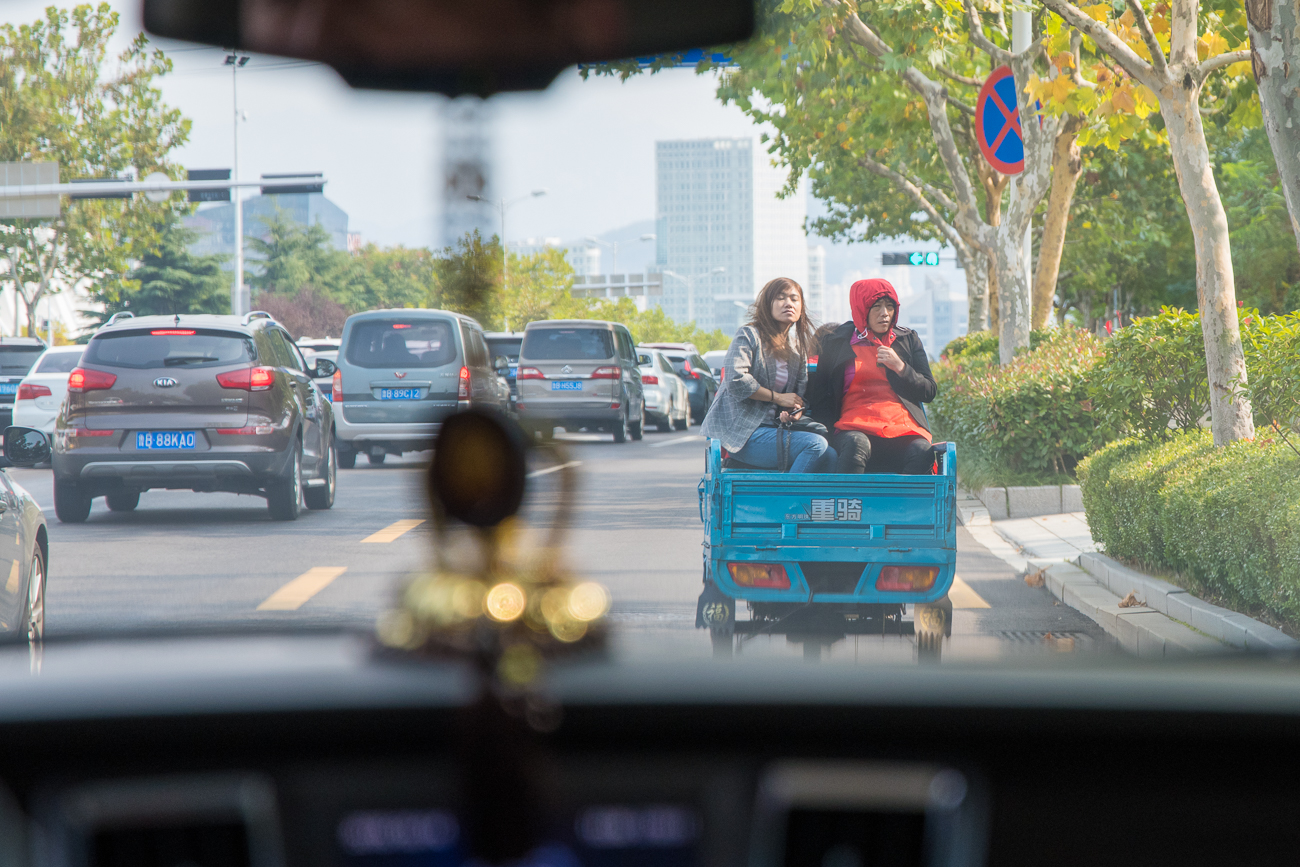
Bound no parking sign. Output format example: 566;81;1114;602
975;65;1024;175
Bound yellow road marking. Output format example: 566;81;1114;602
361;519;425;543
949;575;991;609
257;567;347;611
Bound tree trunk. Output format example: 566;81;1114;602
959;247;989;331
995;222;1032;364
1246;0;1300;256
984;182;1002;336
1163;87;1256;444
1033;116;1084;329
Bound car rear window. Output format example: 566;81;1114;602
83;330;256;369
36;351;83;373
486;337;522;363
663;353;688;374
0;345;46;376
345;319;457;368
522;328;614;361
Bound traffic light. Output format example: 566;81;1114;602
187;169;231;202
882;252;941;266
261;172;324;195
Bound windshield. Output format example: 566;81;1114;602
6;1;1293;684
35;350;83;373
521;328;614;360
82;330;256;369
345;319;457;368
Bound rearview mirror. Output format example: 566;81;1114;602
142;0;754;96
312;358;338;378
3;427;51;468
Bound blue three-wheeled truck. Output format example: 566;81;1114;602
696;438;958;660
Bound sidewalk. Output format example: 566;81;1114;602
956;491;1299;655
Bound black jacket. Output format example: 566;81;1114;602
806;322;938;434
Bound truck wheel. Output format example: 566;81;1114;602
54;480;91;524
106;491;140;512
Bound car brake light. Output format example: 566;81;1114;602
216;366;276;391
458;365;471;399
17;384;52;400
332;369;343;402
517;367;544;380
68;367;116;392
150;329;196;335
67;427;114;437
727;563;790;589
392;323;411;329
641;374;659;385
591;366;621;379
875;565;940;591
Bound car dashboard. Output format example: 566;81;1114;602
3;632;1300;867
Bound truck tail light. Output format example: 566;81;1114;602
727;563;790;589
591;366;621;379
332;369;342;402
216;366;276;391
641;373;659;385
68;368;116;392
17;384;52;400
517;367;544;380
458;365;471;399
875;566;940;591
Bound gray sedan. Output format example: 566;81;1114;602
0;426;49;645
636;347;691;432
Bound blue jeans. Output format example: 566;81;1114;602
732;426;837;473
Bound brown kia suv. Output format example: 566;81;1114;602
51;312;338;523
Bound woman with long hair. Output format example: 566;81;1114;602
701;277;835;472
806;278;938;474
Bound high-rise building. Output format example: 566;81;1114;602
654;138;809;333
807;245;826;323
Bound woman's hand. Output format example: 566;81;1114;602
778;411;792;424
772;391;803;410
876;346;906;373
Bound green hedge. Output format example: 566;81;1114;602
932;326;1111;484
1080;430;1300;625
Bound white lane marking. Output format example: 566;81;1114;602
361;519;425;543
649;435;704;448
257;567;347;611
526;460;582;479
949;575;991;609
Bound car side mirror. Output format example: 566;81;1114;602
3;427;51;467
312;358;338;378
493;355;510;371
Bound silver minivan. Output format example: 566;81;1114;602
516;319;645;442
333;309;507;466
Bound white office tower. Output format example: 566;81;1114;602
807;245;826;324
654;139;809;333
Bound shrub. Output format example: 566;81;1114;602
1089;307;1209;439
932;326;1111;481
1239;310;1300;442
1080;430;1300;627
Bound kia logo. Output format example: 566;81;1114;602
394;371;407;379
153;377;178;388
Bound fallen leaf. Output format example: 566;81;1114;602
1024;568;1047;588
1118;590;1146;608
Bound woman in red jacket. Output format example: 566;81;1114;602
806;279;939;474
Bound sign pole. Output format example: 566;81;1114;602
1012;11;1033;325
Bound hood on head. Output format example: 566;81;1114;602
850;279;900;334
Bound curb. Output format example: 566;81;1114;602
974;484;1083;520
1074;551;1298;652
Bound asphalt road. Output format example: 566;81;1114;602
7;428;1109;662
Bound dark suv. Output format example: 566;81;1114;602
0;337;48;429
51;312;338;523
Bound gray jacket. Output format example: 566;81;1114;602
701;325;808;453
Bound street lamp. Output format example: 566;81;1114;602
468;189;546;290
662;267;725;324
584;233;657;276
225;52;250;316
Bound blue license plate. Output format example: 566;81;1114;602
137;431;196;450
0;383;16;395
551;381;583;391
379;388;422;400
